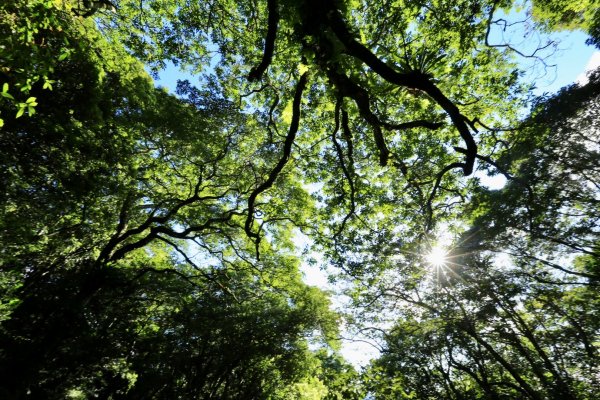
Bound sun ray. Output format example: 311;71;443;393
425;245;448;268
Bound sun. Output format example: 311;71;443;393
425;245;448;267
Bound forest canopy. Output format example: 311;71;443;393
1;0;599;398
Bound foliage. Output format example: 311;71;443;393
531;0;600;47
359;72;600;399
0;4;342;398
0;0;79;125
1;0;599;398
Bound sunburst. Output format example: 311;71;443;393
425;245;448;268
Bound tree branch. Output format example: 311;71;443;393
244;72;309;254
426;162;465;230
331;99;356;239
381;119;444;130
248;0;279;81
325;67;390;165
326;9;477;174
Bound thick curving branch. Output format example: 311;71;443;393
341;109;354;160
381;119;444;130
106;210;243;263
244;72;309;251
326;9;416;88
326;67;390;165
248;0;280;81
331;99;356;239
326;67;442;166
326;9;477;175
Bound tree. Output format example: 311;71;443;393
0;4;344;398
100;0;529;232
359;71;600;399
2;0;599;398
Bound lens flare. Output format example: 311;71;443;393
425;246;447;267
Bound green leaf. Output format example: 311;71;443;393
298;63;310;75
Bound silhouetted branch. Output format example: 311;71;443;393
327;8;477;175
244;72;309;256
331;99;356;239
248;0;279;81
484;3;557;70
426;162;465;230
381;119;444;130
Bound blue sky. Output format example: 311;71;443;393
529;31;599;93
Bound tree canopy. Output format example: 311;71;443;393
1;0;599;398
